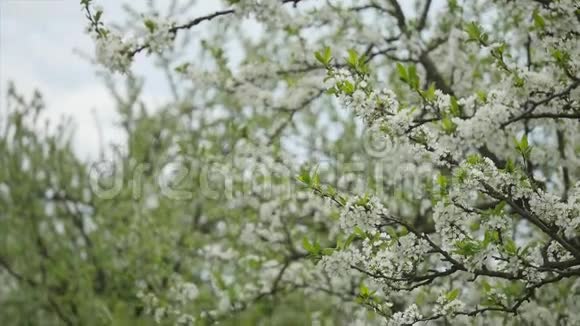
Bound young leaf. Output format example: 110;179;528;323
481;280;492;293
396;63;408;83
144;19;157;33
314;46;333;66
346;49;359;68
532;9;545;30
359;283;369;297
446;289;460;302
408;65;419;89
343;233;358;249
441;117;457;134
504;239;517;255
302;237;314;253
514;134;532;159
421;83;436;102
297;168;311;186
449;96;461;116
385;226;398;241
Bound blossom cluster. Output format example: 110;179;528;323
84;4;176;72
71;0;580;325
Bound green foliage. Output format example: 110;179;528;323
440;116;457;134
514;134;532;160
144;19;157;33
464;21;489;46
466;153;483;165
396;63;420;90
454;239;483;257
420;83;436;102
345;49;370;75
532;9;546;30
503;239;518;256
356;282;378;304
314;46;333;67
446;289;460;302
552;49;571;70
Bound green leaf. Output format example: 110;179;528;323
346;48;359;68
464;21;488;46
551;49;571;68
396;63;419;90
465;22;481;42
314;46;333;66
476;90;487;103
513;75;525;88
323;46;332;62
312;169;320;188
408;65;419;89
385;226;398;241
504;158;516;173
343;233;359;249
481;280;492;292
355;194;370;207
449;96;461;116
421;83;436;102
359;283;369;296
144;19;157;33
448;0;459;12
302;237;314;253
396;63;408;82
321;248;335;256
399;226;409;236
440;116;457;134
325;185;337;197
466;153;482;165
437;174;448;190
469;221;481;231
532;9;545;30
454;239;482;256
94;10;103;22
514;134;532;159
504;239;517;255
340;80;355;95
297;167;312;186
455;167;468;184
314;52;324;64
213;272;227;290
483;230;499;247
174;63;190;74
493;201;506;215
354;226;366;238
325;87;338;95
446;289;460;302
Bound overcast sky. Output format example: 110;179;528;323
0;0;223;160
0;0;121;159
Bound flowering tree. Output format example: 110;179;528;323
1;0;579;325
